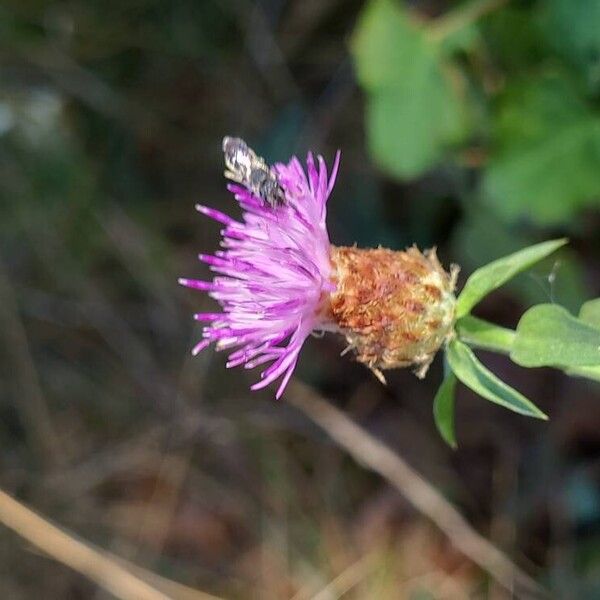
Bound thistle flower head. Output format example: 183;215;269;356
181;143;458;398
179;151;340;399
330;246;458;382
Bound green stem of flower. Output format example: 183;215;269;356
428;0;510;43
455;315;516;355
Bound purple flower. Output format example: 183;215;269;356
179;151;341;399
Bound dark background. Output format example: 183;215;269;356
0;0;599;597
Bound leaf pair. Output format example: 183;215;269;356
434;238;600;447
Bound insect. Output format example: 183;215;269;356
222;136;285;208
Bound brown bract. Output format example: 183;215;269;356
329;246;458;382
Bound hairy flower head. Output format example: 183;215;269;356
179;151;340;398
180;145;458;397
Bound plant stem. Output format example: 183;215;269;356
0;488;219;600
455;315;516;355
428;0;510;42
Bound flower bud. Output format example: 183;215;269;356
328;246;458;381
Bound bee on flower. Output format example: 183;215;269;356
179;138;458;398
222;136;285;208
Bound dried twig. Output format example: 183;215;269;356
286;381;548;599
308;552;376;600
0;488;221;600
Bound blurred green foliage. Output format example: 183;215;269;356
484;73;600;224
352;0;469;177
353;0;600;226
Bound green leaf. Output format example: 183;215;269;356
433;371;457;448
511;304;600;368
565;299;600;383
579;299;600;330
351;0;469;178
539;0;600;89
351;0;417;92
455;315;515;354
364;83;464;178
453;212;587;314
483;74;600;225
484;121;600;224
456;238;567;318
446;339;547;419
